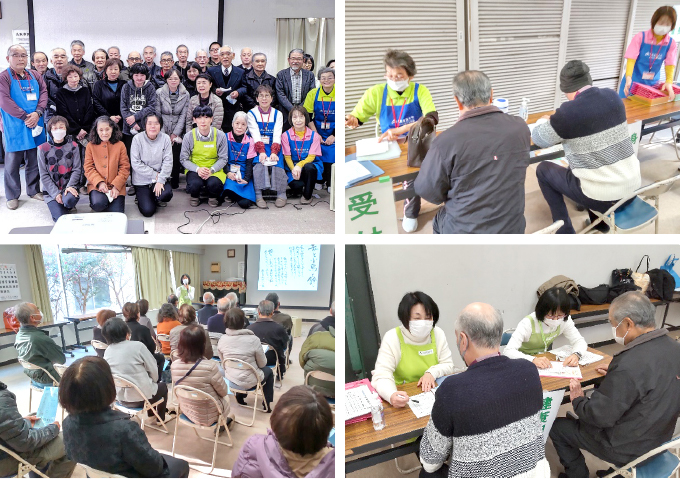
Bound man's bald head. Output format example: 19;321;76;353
456;302;503;349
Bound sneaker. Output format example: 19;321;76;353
275;198;286;208
584;218;610;234
208;198;219;207
190;197;200;207
31;193;44;201
79;186;88;195
226;414;235;430
314;183;323;190
262;400;272;413
127;185;136;196
300;196;312;204
236;395;247;406
256;198;267;209
6;199;18;210
402;216;418;233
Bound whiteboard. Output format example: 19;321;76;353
33;0;219;64
258;245;320;291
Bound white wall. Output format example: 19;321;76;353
0;0;30;70
201;245;246;281
365;244;680;369
0;246;32;314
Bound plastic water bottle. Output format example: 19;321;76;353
371;392;385;431
519;98;530;121
493;98;509;114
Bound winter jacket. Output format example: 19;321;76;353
54;85;96;137
207;65;246;132
120;80;158;135
197;304;218;325
300;327;335;397
43;68;86;125
242;69;278;111
63;408;169;478
92;78;126;129
247;318;289;376
92;326;107;358
83;68;104;91
272;311;292;335
155;83;190;138
103;340;158;403
0;382;60;461
130;131;173;186
169;323;213;359
231;430;335;478
217;328;266;389
185;93;223;133
69;58;95;78
37;135;82;203
308;315;334;337
14;325;66;385
125;320;156;356
84;140;130;195
170;358;230;426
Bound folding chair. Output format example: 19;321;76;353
501;329;516;347
262;342;282;388
171;385;233;474
17;359;59;412
91;340;108;355
208;333;222;360
603;436;680;478
78;463;125;478
533;220;564;234
0;443;49;478
111;375;170;434
305;370;335;412
222;358;267;427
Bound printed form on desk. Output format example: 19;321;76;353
408;387;439;419
355;137;389;157
538;362;583;380
549;345;604;366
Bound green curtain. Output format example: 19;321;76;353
24;245;54;325
132;247;173;309
172;251;201;297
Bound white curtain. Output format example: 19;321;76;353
276;18;334;73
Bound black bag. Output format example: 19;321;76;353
611;268;634;287
578;284;610;305
607;283;641;303
647;269;676;301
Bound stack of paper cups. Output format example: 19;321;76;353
493;98;509;114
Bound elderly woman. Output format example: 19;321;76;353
169;304;213;359
156;68;190;189
92;309;116;358
182;62;201;97
92;59;126;131
84;116;130;212
171;324;235;428
223;111;256;208
217;308;275;412
281;107;323;204
137;299;156;340
54;64;95;146
84;49;108;90
122;301;165;379
304;67;335;189
130;112;174;216
346;50;438;233
175;273;195;306
120;63;158;156
185;73;223;133
156;303;182;355
372;291;456;407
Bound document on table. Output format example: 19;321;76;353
345;160;371;187
549;345;603;366
538;362;583;379
408;391;437;419
346;384;374;420
356;137;389;157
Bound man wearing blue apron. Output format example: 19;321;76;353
0;45;48;210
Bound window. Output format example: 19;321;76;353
43;245;136;321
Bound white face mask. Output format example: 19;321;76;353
386;79;410;92
409;320;433;339
612;319;628;345
182;278;189;285
654;25;672;36
543;318;563;329
51;129;67;141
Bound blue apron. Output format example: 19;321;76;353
223;136;256;202
249;108;281;166
619;31;672;98
314;88;335;164
378;83;423;137
0;70;46;152
284;130;323;183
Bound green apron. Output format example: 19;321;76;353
518;314;561;355
178;287;192;307
393;327;439;385
186;128;227;182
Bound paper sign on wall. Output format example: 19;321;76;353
345;179;398;234
540;390;564;443
12;30;30;53
0;264;21;301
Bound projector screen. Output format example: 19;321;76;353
246;245;333;308
258;245;320;291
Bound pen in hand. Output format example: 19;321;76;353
411;399;419;404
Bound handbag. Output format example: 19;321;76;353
661;255;680;289
3;307;19;332
577;284;609;305
406;116;436;168
632;255;651;294
611;268;634;287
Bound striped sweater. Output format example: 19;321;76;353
532;87;641;201
419;355;549;478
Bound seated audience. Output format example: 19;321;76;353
60;356;189;477
122;301;165;379
102;317;169;422
267;292;293;354
550;291;680;478
247;300;289;378
300;323;335;398
120;63;158;155
414;70;531;234
242;52;277;111
84;116;130;213
504;287;587;368
156;68;190;189
0;380;75;477
179;105;228;207
418;303;549;478
37;115;81;222
185;73;224;133
223;112;257;208
231;385;334;478
54;64;95;148
182;62;201;98
167;294;179;310
14;302;66;385
137;299;156;339
156;303;182;355
218;308;274;412
207;297;231;334
304;67;335;189
309;302;334;336
169;304;213;359
92;309;117;358
281;106;323;204
170;324;235;428
197;292;218;325
372;292;455;407
532;60;641;234
92;58;126;131
130;112;174;217
175;273;195;306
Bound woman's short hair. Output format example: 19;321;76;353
232;111;248;126
157;303;178;323
59;356;116;414
89;115;123;144
96;309;117;327
187;62;202;74
103;58;121;81
164;68;181;81
288;105;310;126
535;287;572;322
137;299;149;317
181;274;191;284
47;115;70;133
271;385;333;455
192;105;214;119
224;307;246;330
61;64;83;80
255;84;274;98
142;112;164;129
384;49;417;77
652;5;677;30
397;291;439;328
196;73;213;85
129;62;150;78
179;304;196;325
91;48;109;62
317;67;335;80
326;59;335;68
303;53;315;72
122;302;139;321
101;317;130;344
177;324;205;362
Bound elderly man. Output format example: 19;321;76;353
532;60;641;234
195;50;209;73
167;294;179;310
267;292;293;358
0;381;75;477
237;47;253;74
175;44;190;81
309;302;334;337
14;302;65;385
247;300;289;377
207;296;231;334
142;45;160;79
197;292;218;325
414;70;531;234
208;45;246;133
152;51;174;89
0;45;48;210
69;40;94;77
276;49;316;130
550;291;680;478
44;47;75;125
243;52;277;111
299;321;335;398
224;291;248;325
419;303;548;478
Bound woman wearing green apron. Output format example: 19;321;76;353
175;274;195;307
503;287;587;368
371;291;456;407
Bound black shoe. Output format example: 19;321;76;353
236;395;247;406
596;468;622;478
262;400;272;413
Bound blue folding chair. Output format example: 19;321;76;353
604;436;680;478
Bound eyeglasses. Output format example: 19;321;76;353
128;57;142;62
10;54;29;59
289;56;303;62
160;58;173;63
210;48;220;53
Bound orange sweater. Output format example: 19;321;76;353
157;320;181;354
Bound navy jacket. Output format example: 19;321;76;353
207;65;247;132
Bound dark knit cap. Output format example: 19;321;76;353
560;60;592;93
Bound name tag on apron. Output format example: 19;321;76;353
321;122;330;130
642;72;655;80
230;164;241;180
418;349;434;356
26;92;37;101
262;137;270;144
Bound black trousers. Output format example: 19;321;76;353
322;162;333;188
223;189;254;209
235;365;275;406
170;142;182;189
135;182;173;217
288;163;318;200
265;349;286;376
185;171;223;198
419;465;449;478
161;454;190;478
119;381;168;421
89;191;125;212
153;352;166;381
